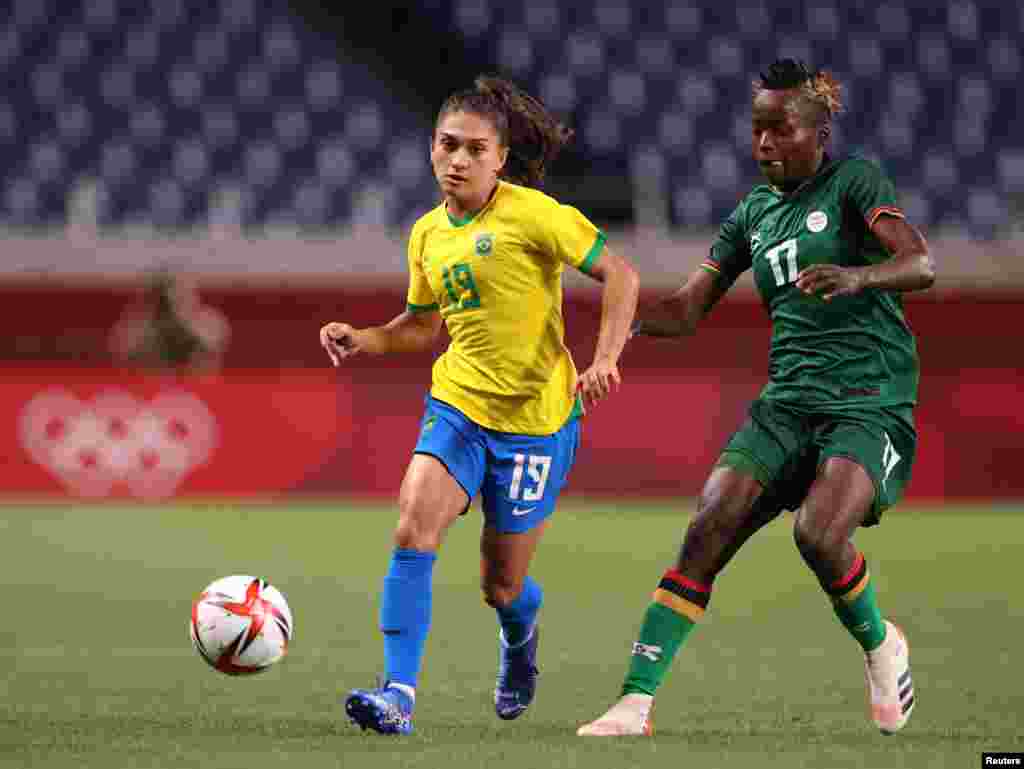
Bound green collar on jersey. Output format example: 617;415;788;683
446;208;478;227
445;182;501;227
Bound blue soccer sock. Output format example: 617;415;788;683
496;576;543;647
379;548;436;690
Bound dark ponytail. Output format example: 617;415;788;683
437;75;574;188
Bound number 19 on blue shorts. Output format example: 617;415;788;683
413;395;581;534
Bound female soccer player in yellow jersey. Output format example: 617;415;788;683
320;76;639;735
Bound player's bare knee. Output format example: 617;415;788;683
393;507;441;552
481;577;522;609
684;510;717;556
680;496;737;580
689;491;744;550
793;501;858;564
792;507;847;564
392;521;432;552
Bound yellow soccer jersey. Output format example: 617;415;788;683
406;180;605;435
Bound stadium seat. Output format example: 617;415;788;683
0;0;438;231
0;0;1018;237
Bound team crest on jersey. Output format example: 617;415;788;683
475;232;495;256
751;231;763;251
806;211;828;233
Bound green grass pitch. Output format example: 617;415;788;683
1;500;1021;768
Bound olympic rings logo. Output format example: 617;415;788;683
19;388;218;499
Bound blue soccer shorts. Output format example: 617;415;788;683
412;395;581;534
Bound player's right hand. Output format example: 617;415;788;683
320;322;361;366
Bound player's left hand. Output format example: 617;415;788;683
576;357;621;408
795;265;866;301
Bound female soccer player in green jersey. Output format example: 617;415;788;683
320;76;639;734
578;59;935;738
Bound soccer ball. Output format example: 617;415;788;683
190;575;293;675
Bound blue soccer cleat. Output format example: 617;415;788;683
494;625;539;720
345;682;414;735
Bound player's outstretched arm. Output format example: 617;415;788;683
320;311;443;366
633;267;728;339
575;247;639;407
796;216;935;300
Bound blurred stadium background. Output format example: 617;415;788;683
1;1;1022;766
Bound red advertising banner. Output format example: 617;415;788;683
2;368;350;500
2;365;1022;501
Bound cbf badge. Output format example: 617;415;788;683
806;211;828;233
475;232;495;256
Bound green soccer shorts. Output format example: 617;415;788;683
715;398;917;526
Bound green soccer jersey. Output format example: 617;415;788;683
703;155;918;410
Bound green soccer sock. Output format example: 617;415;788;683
827;551;887;652
622;570;710;697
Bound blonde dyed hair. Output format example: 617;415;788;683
753;59;845;126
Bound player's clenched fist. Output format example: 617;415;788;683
320;322;361;366
576;356;621;408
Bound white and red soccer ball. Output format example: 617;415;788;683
190;575;293;675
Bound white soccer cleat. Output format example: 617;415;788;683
576;694;654;736
864;620;915;734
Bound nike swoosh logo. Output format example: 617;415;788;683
511;506;536;516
